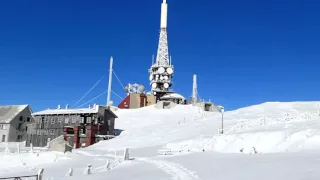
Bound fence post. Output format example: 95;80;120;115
106;160;111;170
67;168;73;177
17;143;20;153
124;148;129;161
37;169;44;180
30;143;34;153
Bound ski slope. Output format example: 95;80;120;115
90;101;320;154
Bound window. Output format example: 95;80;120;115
108;120;111;126
17;123;23;131
58;116;62;123
51;118;55;124
17;135;22;141
50;130;55;136
27;117;31;122
2;135;5;142
87;117;92;124
25;126;28;131
80;117;84;123
65;117;69;124
19;116;23;121
0;124;2;129
44;130;48;135
44;117;48;124
72;116;77;123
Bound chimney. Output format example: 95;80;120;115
65;104;69;110
57;105;61;110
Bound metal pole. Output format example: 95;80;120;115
107;57;113;106
221;112;224;134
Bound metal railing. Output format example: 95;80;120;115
0;169;43;180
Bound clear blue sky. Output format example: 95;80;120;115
0;0;319;112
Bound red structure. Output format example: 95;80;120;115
118;95;131;109
85;126;97;147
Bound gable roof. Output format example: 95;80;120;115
0;105;30;123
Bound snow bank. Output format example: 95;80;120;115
164;129;320;154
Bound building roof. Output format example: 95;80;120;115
32;107;100;116
32;105;118;118
0;105;30;123
160;93;185;100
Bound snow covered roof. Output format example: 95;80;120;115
32;106;100;116
0;105;29;123
32;105;118;118
160;93;185;100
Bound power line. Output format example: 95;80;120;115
112;90;124;100
112;70;125;89
77;90;108;108
73;76;105;107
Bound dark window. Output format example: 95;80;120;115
2;135;5;142
17;123;22;131
17;135;22;141
27;117;31;122
51;118;55;124
19;116;23;121
25;126;28;131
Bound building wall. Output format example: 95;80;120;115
118;95;131;109
129;94;141;109
118;94;156;109
0;106;33;143
27;108;116;147
146;95;156;106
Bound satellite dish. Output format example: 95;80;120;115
138;85;145;93
160;76;164;80
152;83;157;89
158;67;165;74
166;68;173;74
164;83;169;88
149;75;153;81
164;76;168;80
124;86;129;93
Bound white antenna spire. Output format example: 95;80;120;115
107;56;113;106
192;74;197;103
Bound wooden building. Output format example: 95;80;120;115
27;105;117;147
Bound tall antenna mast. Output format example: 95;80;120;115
192;74;197;103
107;56;113;106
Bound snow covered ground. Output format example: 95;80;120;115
1;101;320;179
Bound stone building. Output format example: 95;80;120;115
27;105;117;147
0;105;33;143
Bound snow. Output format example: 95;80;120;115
2;101;320;179
32;106;100;115
0;105;28;123
160;93;185;100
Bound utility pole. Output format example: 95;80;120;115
107;56;113;107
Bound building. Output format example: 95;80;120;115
118;93;155;109
0;105;33;143
27;105;117;147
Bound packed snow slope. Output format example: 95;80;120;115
88;102;320;154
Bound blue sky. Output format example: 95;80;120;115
0;0;319;112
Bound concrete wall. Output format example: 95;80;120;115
0;106;33;143
155;101;177;109
146;95;156;106
129;94;140;109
